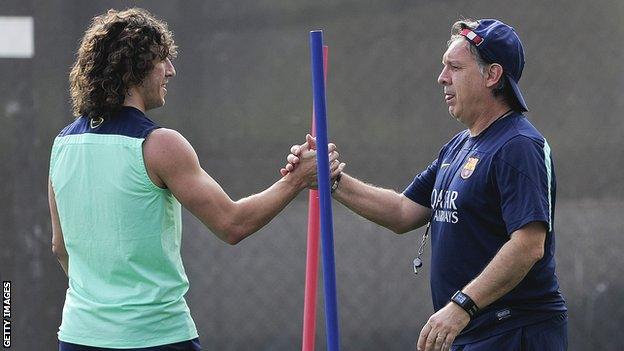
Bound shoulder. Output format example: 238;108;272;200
144;128;200;171
145;128;196;156
146;127;188;144
57;117;88;137
448;129;470;146
500;134;544;152
497;116;548;155
493;115;548;158
503;115;546;146
493;134;550;178
439;129;470;156
509;114;546;141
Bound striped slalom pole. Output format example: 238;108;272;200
309;30;340;351
301;45;328;351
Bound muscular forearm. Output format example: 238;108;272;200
333;173;429;233
462;227;544;309
226;176;304;244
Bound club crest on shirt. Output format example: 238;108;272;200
460;157;479;179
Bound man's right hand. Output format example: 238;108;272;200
280;134;345;188
280;135;431;235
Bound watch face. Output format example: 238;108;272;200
455;294;467;304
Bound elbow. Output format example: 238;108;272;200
218;225;248;245
521;242;544;265
388;217;419;235
389;222;411;235
530;246;545;263
215;228;241;245
213;205;253;245
225;231;244;245
527;238;546;263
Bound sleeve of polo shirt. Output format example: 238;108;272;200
493;135;553;235
403;158;438;208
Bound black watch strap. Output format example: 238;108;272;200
451;290;479;318
330;174;342;194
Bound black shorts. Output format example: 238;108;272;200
59;338;201;351
452;313;568;351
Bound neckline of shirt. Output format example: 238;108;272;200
468;110;517;141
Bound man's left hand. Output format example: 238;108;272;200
416;302;470;351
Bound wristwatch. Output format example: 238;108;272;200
330;174;342;194
451;290;479;318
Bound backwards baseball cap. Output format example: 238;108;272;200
459;19;528;111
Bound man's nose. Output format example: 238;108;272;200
166;59;176;77
437;66;450;86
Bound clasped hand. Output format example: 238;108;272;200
280;134;345;189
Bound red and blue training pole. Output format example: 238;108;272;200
301;45;328;351
310;30;340;351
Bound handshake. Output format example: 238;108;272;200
279;134;346;190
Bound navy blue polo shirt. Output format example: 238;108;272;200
404;112;566;343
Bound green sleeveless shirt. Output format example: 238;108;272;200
49;107;198;347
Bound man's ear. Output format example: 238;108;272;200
485;63;504;88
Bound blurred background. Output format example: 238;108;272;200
1;0;623;350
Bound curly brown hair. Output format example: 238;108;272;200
69;8;178;120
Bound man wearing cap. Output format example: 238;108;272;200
284;18;567;350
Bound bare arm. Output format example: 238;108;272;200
282;141;430;234
462;221;546;307
48;180;68;276
143;129;335;245
331;173;431;234
418;221;547;351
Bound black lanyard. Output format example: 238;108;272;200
413;138;468;274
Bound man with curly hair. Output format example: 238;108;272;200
48;8;339;351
